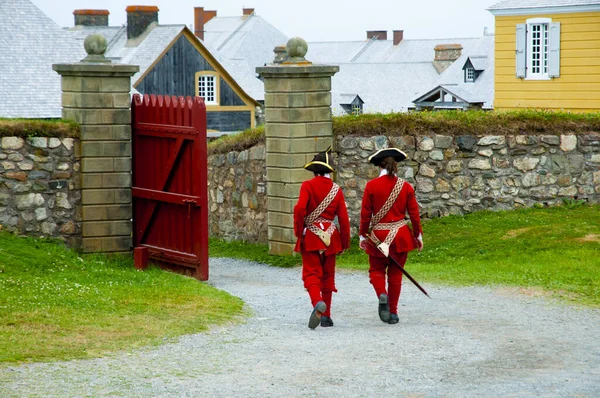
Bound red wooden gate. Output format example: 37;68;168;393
131;94;208;280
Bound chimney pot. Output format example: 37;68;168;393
393;30;403;45
366;30;387;40
74;9;109;26
243;8;254;16
125;5;159;40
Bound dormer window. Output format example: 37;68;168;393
465;67;475;82
462;56;487;83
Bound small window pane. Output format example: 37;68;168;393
198;75;217;104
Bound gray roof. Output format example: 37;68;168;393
0;0;264;120
414;35;495;109
305;35;494;114
489;0;600;9
0;0;85;118
204;14;288;93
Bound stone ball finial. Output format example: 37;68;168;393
84;34;107;55
286;37;308;58
284;37;311;64
81;34;111;63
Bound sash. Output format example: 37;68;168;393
304;183;339;247
369;178;405;256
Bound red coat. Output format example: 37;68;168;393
359;175;422;257
293;176;351;255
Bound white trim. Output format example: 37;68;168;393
526;17;552;23
489;4;600;16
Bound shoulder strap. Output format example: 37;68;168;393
305;183;339;224
371;178;404;226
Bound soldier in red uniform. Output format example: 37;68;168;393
294;147;351;329
359;148;423;324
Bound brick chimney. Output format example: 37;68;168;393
126;6;159;40
73;10;109;26
367;30;387;40
194;7;217;40
243;8;255;16
433;44;463;74
393;30;403;45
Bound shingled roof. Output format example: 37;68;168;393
0;0;84;118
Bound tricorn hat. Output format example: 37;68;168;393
304;146;335;174
368;148;408;166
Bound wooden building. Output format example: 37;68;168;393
489;0;600;112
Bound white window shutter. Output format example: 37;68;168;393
516;24;527;78
548;22;561;78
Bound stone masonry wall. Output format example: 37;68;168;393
0;136;80;242
209;132;599;242
208;145;268;242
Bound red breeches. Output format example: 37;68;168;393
368;252;407;314
302;250;336;316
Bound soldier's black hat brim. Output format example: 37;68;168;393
368;148;408;166
304;146;335;173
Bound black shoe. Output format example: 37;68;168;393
320;316;334;327
378;294;390;323
308;301;326;329
388;313;399;324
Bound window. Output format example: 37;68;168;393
516;19;560;80
352;104;362;115
197;74;217;104
465;67;475;82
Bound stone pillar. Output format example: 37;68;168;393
257;37;339;255
53;34;139;253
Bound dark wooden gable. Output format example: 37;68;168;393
135;34;245;106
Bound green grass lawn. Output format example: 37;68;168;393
0;232;243;365
211;205;600;306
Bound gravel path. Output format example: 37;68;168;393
1;258;599;397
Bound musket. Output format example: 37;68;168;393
365;235;431;298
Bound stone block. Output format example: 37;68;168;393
62;92;114;108
434;135;453;149
83;220;132;237
82;157;114;172
102;109;131;124
81;142;104;157
267;182;302;198
267;197;294;213
82;204;132;221
103;173;131;188
82;173;103;188
560;135;577;152
306;122;333;137
266;167;309;183
101;77;133;93
267;225;294;243
112;125;132;140
268;211;293;228
81;189;117;205
265;123;308;138
101;236;132;252
114;157;131;172
2;137;25;150
266;153;308;168
268;241;295;256
81;237;103;253
305;92;331;107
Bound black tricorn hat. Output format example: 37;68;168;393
304;146;335;174
368;148;408;166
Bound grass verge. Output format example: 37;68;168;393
210;205;600;306
0;232;243;365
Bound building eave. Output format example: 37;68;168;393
488;4;600;16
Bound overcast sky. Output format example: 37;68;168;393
31;0;499;42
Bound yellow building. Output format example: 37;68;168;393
489;0;600;112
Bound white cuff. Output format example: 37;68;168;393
359;236;367;242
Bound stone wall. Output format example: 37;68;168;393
0;136;80;242
209;132;599;241
208;145;268;241
337;133;600;233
